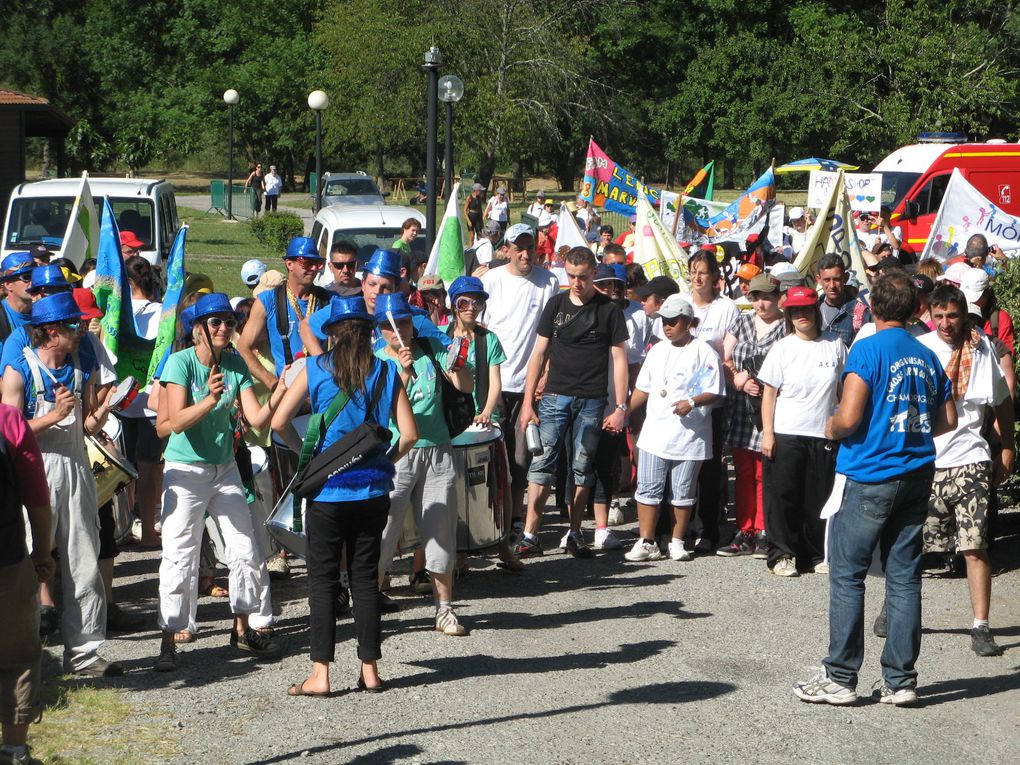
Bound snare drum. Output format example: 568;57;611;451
265;489;306;559
271;414;310;451
398;425;508;554
87;431;139;506
108;376;141;412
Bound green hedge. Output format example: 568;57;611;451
249;211;305;255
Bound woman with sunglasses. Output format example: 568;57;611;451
720;274;787;559
1;293;122;676
154;293;288;672
758;286;847;576
273;296;416;696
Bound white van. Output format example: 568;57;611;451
309;203;426;273
2;177;180;266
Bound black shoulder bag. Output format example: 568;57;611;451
416;337;475;438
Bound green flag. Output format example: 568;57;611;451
422;182;465;286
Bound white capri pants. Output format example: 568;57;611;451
378;445;459;576
634;451;702;507
158;461;266;632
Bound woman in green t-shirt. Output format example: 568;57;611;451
153;293;288;673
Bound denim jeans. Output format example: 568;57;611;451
824;464;934;691
526;394;606;488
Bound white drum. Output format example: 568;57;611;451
265;489;306;559
271;414;310;451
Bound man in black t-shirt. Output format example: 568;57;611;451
516;247;629;559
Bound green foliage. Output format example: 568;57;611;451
249;211;304;255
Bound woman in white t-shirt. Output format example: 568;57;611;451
484;188;509;234
758;286;847;577
624;295;725;563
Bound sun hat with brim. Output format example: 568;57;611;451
449;275;488;303
1;252;34;281
323;296;373;329
120;231;144;249
285;236;322;261
783;286;818;308
252;269;285;297
72;288;103;319
364;249;402;281
28;265;72;294
179;305;197;335
375;292;413;323
29;292;85;326
192;292;241;324
656;294;695;320
747;274;779;294
634;275;680;300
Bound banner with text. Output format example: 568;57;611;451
808;171;882;212
921;168;1020;261
794;170;868;285
580;139;661;214
633;189;689;290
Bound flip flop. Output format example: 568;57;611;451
288;682;332;698
208;585;229;598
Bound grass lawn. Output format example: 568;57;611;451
177;210;279;297
29;680;179;764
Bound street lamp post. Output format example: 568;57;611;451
438;75;464;204
223;89;239;220
308;90;329;214
423;47;442;250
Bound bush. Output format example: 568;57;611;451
249;211;305;255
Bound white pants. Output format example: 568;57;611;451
158;462;265;632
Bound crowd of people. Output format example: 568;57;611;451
0;197;1016;760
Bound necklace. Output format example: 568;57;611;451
286;288;317;322
660;341;688;397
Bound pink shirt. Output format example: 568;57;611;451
0;403;49;508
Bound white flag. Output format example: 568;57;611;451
921;168;1020;261
555;203;589;251
633;188;689;290
60;172;100;266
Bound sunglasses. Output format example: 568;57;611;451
661;315;688;326
6;272;32;283
292;257;323;269
58;321;81;333
206;317;238;330
455;297;484;311
331;260;357;270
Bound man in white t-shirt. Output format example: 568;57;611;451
918;284;1014;657
480;224;560;532
263;165;283;212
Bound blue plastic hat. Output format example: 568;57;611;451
29;292;85;326
192;292;240;323
285;236;323;261
323;296;373;329
28;265;72;294
1;252;34;281
179;305;197;335
364;249;402;281
448;275;489;303
374;292;413;323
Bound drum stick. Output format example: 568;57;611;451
386;310;416;381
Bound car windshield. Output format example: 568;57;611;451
5;196;155;249
879;172;921;212
324;179;380;197
330;227;426;264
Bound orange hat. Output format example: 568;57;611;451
736;263;761;281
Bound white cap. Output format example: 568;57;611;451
82;269;97;289
789;206;805;220
768;261;803;289
655;294;695;320
229;296;247;311
938;261;972;286
538;212;555;227
241;258;268;286
960;267;989;303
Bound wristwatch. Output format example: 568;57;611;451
686;397;696;409
616;403;628;412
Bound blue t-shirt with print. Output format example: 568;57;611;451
307;354;399;503
257;288;318;376
835;327;951;483
8;351;96;419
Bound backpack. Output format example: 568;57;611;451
273;284;330;366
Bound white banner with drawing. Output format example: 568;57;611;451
921;168;1020;261
808;171;882;212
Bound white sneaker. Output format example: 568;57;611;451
876;685;918;706
668;540;693;561
435;608;467;636
625;539;663;562
773;558;799;577
594;528;624;550
607;500;625;527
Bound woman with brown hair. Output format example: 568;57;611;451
273;296;416;696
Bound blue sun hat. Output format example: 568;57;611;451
285;236;322;261
192;292;240;323
448;275;489;303
28;265;72;294
374;292;413;324
29;292;85;326
594;264;626;284
179;305;197;335
323;296;373;330
364;249;401;281
1;252;34;281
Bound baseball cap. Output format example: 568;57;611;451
912;273;935;295
536;191;546;199
73;287;103;319
959;267;989;302
593;264;625;283
938;261;972;285
747;274;779;294
866;257;903;275
120;231;144;249
769;261;803;290
418;275;445;292
629;214;638;224
505;223;535;245
471;182;484;191
736;263;761;281
185;272;215;295
656;294;695;320
483;220;502;236
538;212;555;227
789;207;805;221
241;258;268;287
634;275;680;300
783;286;818;308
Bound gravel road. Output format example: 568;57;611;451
53;505;1020;765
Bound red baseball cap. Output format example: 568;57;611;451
783;286;818;308
73;287;104;319
120;231;144;249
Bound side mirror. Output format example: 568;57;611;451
904;198;919;221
